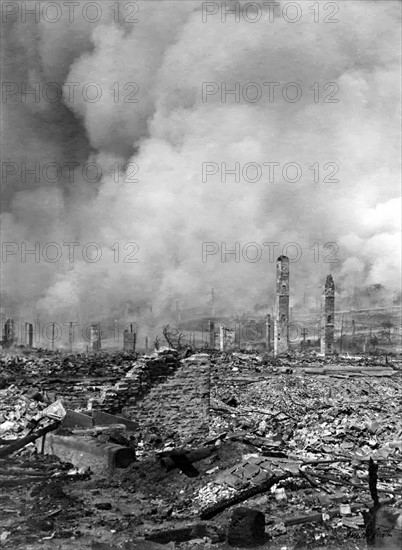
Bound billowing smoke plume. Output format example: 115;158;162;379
1;0;401;333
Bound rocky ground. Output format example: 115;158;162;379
0;348;401;550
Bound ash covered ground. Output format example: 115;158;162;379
1;347;401;550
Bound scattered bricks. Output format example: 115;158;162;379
227;507;266;547
251;469;271;485
215;458;275;490
215;472;245;490
243;463;261;480
0;385;46;436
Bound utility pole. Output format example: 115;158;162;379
265;314;271;351
51;322;55;351
210;288;215;318
176;301;182;328
340;314;344;353
69;322;73;353
367;325;373;352
35;315;40;346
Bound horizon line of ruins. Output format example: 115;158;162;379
1;256;342;357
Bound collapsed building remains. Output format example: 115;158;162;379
123;323;137;352
89;323;101;351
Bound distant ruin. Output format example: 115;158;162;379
274;256;290;356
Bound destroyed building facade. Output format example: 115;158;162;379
24;323;33;348
123;324;137;351
2;319;16;348
320;274;335;355
219;325;235;351
274;256;290;355
90;323;101;351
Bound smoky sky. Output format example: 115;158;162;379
1;0;401;326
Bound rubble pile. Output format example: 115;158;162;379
210;373;402;461
0;349;183;418
1;348;401;549
0;350;137;379
0;385;47;438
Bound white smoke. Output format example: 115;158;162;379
1;0;401;330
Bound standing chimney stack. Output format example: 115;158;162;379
274;256;290;355
208;319;215;349
3;319;16;347
320;275;335;355
219;325;225;351
90;323;101;351
25;323;33;348
123;323;137;351
265;314;271;351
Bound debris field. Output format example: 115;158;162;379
1;348;401;550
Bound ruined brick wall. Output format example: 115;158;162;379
123;331;137;352
97;350;180;414
123;353;211;442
